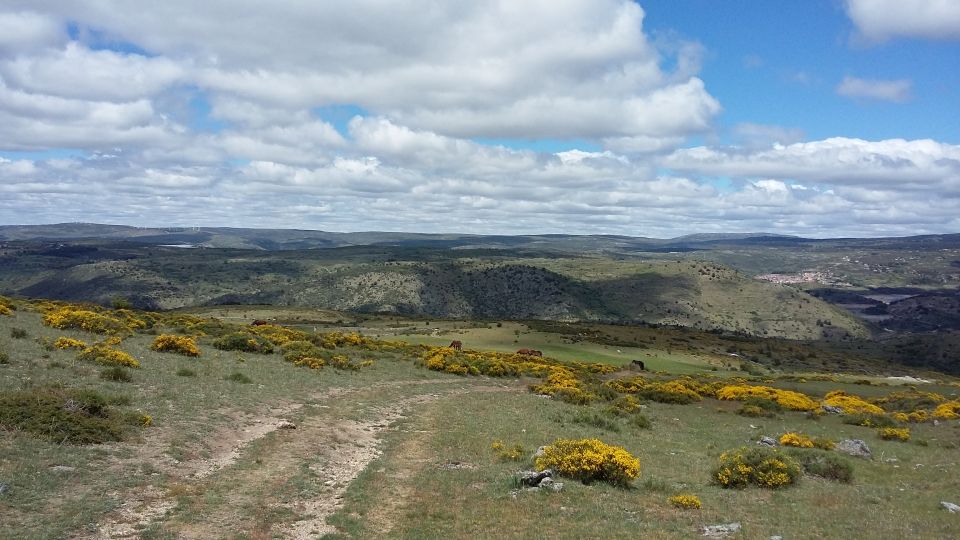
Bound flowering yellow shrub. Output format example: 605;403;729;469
892;410;930;423
878;427;910;441
43;308;135;335
247;324;309;345
54;337;88;350
77;343;139;368
713;447;801;489
668;494;702;509
933;401;960;420
0;304;11;316
0;295;14;315
151;334;200;357
873;390;946;412
717;385;818;411
813;437;836;450
822;391;884;415
779;432;815;448
530;368;596;404
535;438;640;486
293;356;326;369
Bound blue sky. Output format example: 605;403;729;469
0;1;958;237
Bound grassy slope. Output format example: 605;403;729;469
2;304;960;538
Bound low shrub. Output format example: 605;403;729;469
213;333;275;354
100;366;133;382
878;427;910;441
932;401;960;420
638;380;702;404
491;439;526;461
813;437;836;450
873;390;946;412
668;494;702;509
788;449;853;483
225;372;253;384
0;350;8;364
779;432;815;448
54;337;88;350
10;327;28;339
0;387;142;444
77;343;140;368
822;391;884;415
176;368;196;377
738;397;782;417
606;395;643;416
42;307;141;335
569;410;620;432
535;438;640;486
717;385;818;411
628;414;652;430
151;334;200;357
713;446;801;489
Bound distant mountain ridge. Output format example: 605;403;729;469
4;222;956;253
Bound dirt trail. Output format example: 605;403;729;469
86;378;513;539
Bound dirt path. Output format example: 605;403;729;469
86;378;514;539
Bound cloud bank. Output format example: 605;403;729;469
0;1;957;238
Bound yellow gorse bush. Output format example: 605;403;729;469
779;432;814;448
822;391;884;415
535;438;640;486
933;401;960;420
668;494;702;509
54;337;88;350
713;447;801;489
878;427;910;441
42;307;143;335
77;343;140;368
717;384;818;411
151;334;200;357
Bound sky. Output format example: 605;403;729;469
0;0;958;238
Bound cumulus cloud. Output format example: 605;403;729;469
0;2;956;238
845;0;960;42
836;76;912;103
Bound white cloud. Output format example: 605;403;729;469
845;0;960;42
836;76;912;103
0;11;64;53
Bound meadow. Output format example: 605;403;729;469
1;296;959;539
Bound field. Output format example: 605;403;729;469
3;298;960;539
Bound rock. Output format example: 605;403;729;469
276;420;297;429
770;536;784;540
538;477;564;492
758;436;777;447
519;469;552;487
0;482;8;496
702;522;741;538
822;405;844;414
50;465;76;472
942;501;960;513
836;439;872;459
534;446;547;458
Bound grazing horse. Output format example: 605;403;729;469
449;340;463;351
631;360;646;370
517;348;543;357
251;319;268;326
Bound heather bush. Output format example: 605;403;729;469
787;449;853;482
0;387;144;444
213;332;275;354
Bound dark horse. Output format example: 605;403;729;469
631;359;646;370
251;319;268;326
449;340;463;351
517;348;542;357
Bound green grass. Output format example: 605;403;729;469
2;303;960;538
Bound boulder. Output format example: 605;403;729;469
519;469;553;488
758;436;777;447
702;522;741;538
942;501;960;513
277;420;297;430
836;439;872;459
822;405;844;414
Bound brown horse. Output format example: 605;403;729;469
251;319;268;326
449;340;463;351
516;348;542;357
